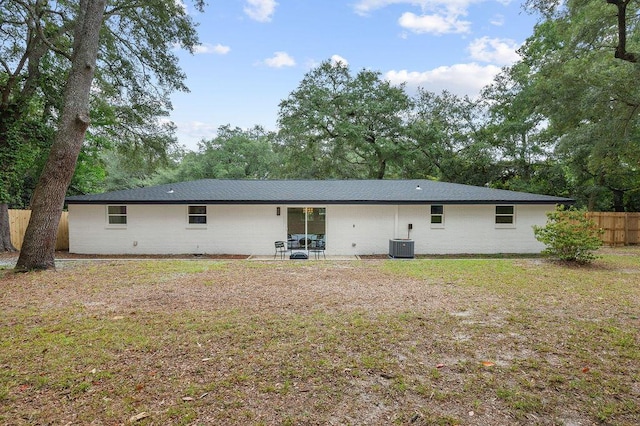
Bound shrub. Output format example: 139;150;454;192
533;205;604;263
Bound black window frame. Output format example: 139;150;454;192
430;204;444;225
495;205;515;225
188;205;207;225
107;205;127;225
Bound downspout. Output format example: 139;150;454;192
394;205;399;239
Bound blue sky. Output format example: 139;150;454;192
169;0;539;151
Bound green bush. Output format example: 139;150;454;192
533;206;604;263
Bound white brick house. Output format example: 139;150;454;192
65;179;572;256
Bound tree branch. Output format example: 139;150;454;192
606;0;638;62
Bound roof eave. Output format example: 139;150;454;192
65;199;574;205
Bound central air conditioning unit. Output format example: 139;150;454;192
389;239;415;259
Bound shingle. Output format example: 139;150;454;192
65;179;573;205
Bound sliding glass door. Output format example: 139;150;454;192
287;207;326;250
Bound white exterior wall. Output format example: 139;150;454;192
69;203;554;255
69;204;287;255
326;204;551;255
325;205;397;256
394;204;550;254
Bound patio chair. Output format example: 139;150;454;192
309;239;326;260
274;240;288;260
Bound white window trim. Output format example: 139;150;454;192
106;205;127;228
495;205;516;228
430;205;445;229
186;205;208;229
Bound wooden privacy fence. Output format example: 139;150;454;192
8;210;69;250
586;212;640;246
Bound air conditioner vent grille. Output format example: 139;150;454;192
389;239;415;258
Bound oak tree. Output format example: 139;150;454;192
277;60;412;180
3;0;202;269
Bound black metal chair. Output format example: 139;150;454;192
298;237;311;249
309;239;326;260
274;241;288;259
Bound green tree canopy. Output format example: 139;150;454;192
487;0;640;210
142;125;280;185
277;60;412;179
4;0;203;267
408;90;498;186
1;0;202;253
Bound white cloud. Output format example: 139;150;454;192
490;13;505;26
354;0;484;16
398;11;470;34
174;0;187;13
304;55;349;70
385;63;502;97
264;51;296;68
193;43;231;55
330;55;349;66
244;0;278;22
173;121;219;150
354;0;423;16
355;0;516;35
468;37;520;65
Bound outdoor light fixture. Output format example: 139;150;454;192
167;188;174;194
416;185;422;190
277;207;281;216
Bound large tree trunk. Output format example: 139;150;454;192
0;204;16;251
15;0;106;271
612;188;625;212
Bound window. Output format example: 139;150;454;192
430;205;444;227
107;205;127;225
287;207;326;250
495;205;515;225
302;207;315;221
188;205;207;224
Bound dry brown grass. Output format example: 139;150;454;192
1;248;639;425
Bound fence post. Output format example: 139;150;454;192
625;214;629;245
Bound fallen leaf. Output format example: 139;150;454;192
182;397;195;402
481;361;495;367
129;412;149;422
112;316;125;320
436;363;445;369
582;367;590;373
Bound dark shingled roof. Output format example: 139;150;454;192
65;179;573;205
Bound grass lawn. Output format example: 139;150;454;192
1;249;639;425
